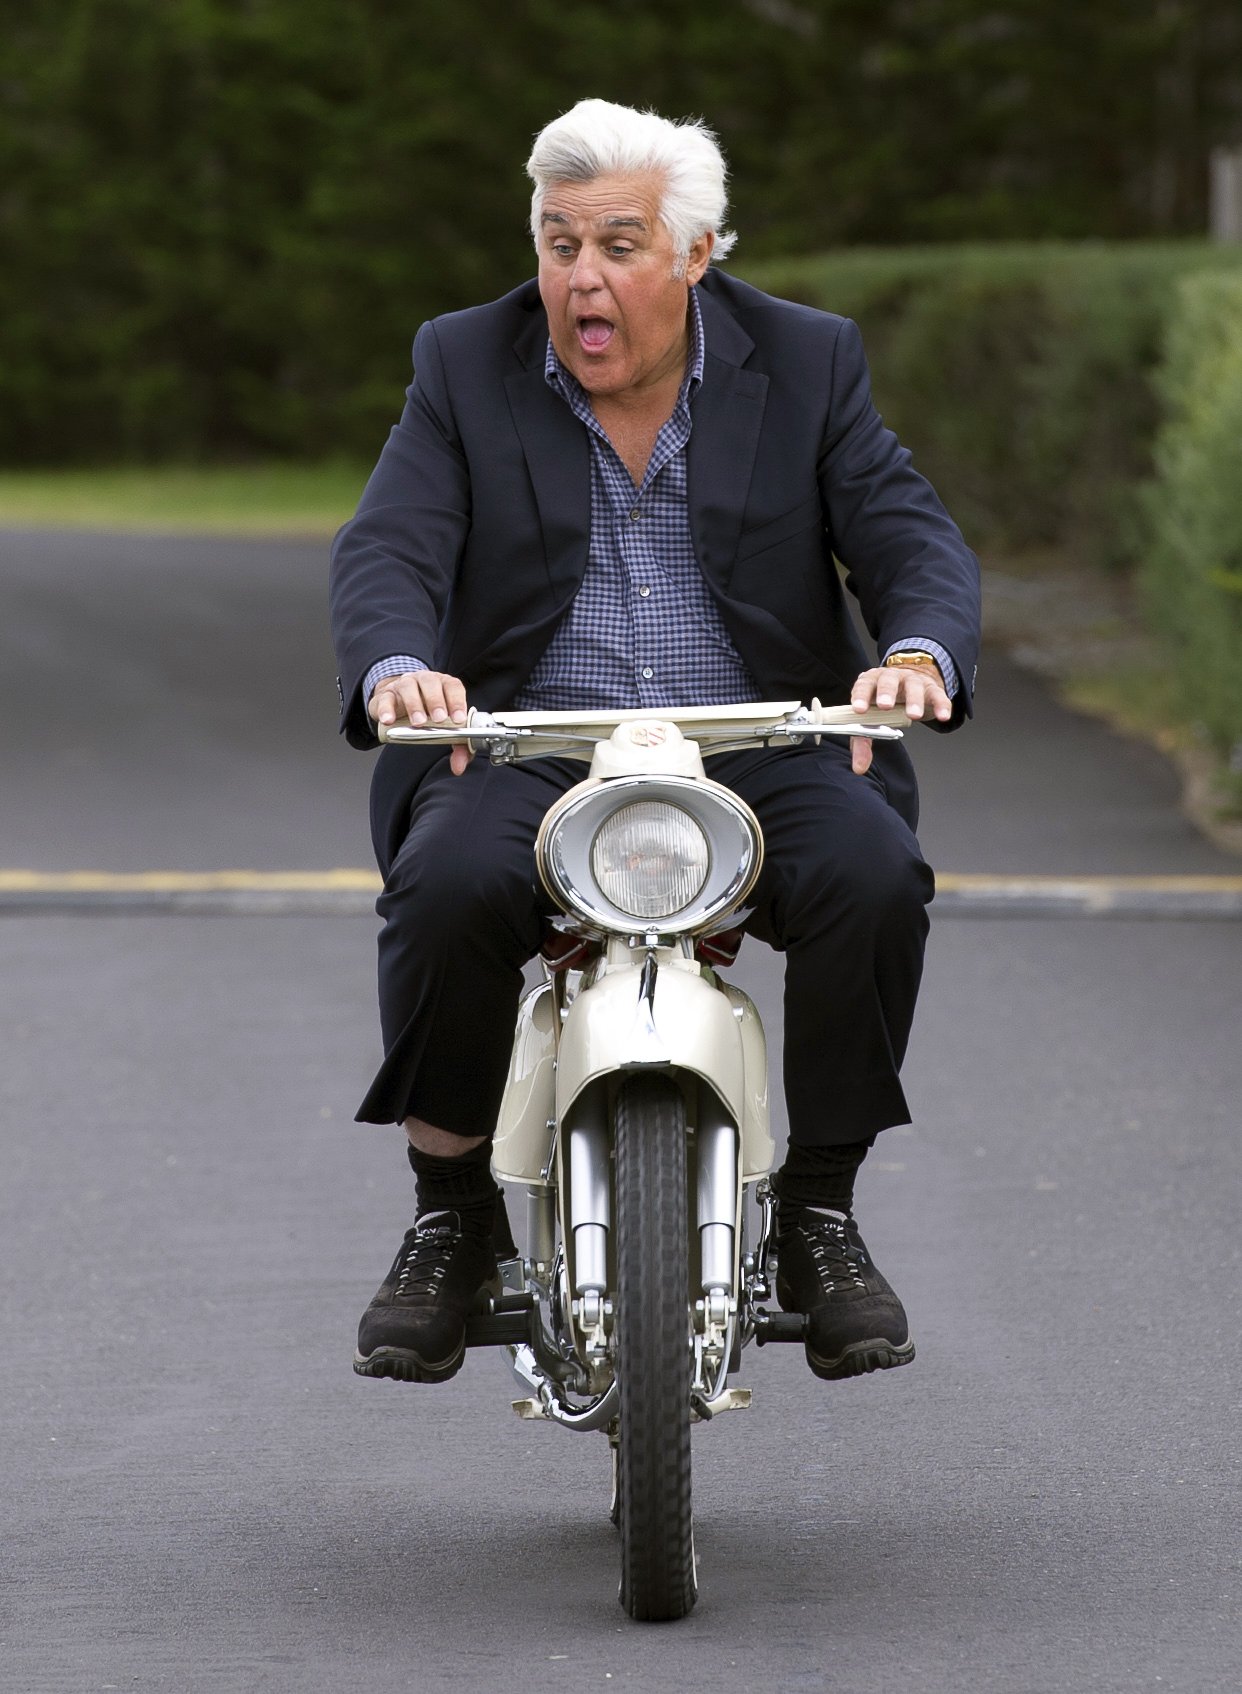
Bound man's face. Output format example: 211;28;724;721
537;172;713;401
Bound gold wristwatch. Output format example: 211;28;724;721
884;650;944;685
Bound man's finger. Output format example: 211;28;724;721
852;734;873;776
443;676;468;724
368;684;399;725
413;674;450;723
851;668;880;713
367;670;474;729
368;673;431;725
900;674;926;720
857;663;953;725
894;671;952;723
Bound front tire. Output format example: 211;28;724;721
614;1073;697;1621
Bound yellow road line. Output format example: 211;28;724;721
0;869;382;893
1;869;1240;919
935;873;1242;894
2;870;1240;895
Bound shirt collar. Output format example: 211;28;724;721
544;285;705;404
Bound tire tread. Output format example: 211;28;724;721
615;1073;697;1622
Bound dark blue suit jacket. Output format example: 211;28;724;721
330;269;981;856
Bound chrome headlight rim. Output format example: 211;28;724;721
536;774;763;937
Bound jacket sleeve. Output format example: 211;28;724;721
329;320;471;748
818;318;981;729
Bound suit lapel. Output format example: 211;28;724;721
504;284;768;607
505;316;591;608
688;286;768;595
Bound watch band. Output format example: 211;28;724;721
884;651;943;677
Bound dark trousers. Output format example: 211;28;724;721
358;741;934;1146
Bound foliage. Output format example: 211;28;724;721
0;461;369;534
747;241;1242;563
3;0;1242;463
1141;272;1242;762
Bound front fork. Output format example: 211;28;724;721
561;1086;747;1389
496;1147;800;1424
689;1112;743;1413
561;1089;764;1419
498;1088;758;1421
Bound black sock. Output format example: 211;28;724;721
407;1139;497;1237
773;1136;876;1224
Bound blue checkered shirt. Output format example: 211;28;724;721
511;290;760;710
364;287;958;709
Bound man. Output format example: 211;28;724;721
330;98;980;1388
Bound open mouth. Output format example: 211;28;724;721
576;316;615;352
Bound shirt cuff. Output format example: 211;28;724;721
881;638;959;699
363;655;429;707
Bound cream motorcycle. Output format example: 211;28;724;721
379;699;907;1622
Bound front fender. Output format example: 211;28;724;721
556;958;772;1179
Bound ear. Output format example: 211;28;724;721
685;230;714;286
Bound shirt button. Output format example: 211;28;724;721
629;508;641;522
641;666;654;680
638;585;652;598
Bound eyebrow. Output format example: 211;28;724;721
539;212;650;232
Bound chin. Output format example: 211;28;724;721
576;362;629;395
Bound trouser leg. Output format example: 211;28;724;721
712;742;935;1147
356;755;580;1131
359;739;931;1147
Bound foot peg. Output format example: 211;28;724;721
751;1310;808;1345
464;1289;534;1348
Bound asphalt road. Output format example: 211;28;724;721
2;529;1240;1694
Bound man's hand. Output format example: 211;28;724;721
848;662;951;775
368;671;473;775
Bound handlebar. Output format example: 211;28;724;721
377;698;909;762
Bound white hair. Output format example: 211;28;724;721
526;98;737;270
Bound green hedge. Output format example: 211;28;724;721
743;242;1242;568
6;2;1242;466
745;241;1242;778
1141;273;1242;765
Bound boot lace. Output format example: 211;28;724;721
394;1214;459;1298
802;1212;868;1295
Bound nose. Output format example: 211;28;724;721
569;246;603;293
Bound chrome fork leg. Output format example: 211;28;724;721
567;1099;610;1319
696;1114;739;1301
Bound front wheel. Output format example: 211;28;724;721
614;1073;697;1621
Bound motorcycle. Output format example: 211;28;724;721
378;698;908;1621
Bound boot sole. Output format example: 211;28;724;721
806;1336;915;1381
353;1340;466;1384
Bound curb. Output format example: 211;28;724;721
933;873;1242;919
2;871;1242;920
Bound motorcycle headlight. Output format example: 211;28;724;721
591;800;710;919
536;776;762;937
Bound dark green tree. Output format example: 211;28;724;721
2;0;1240;460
